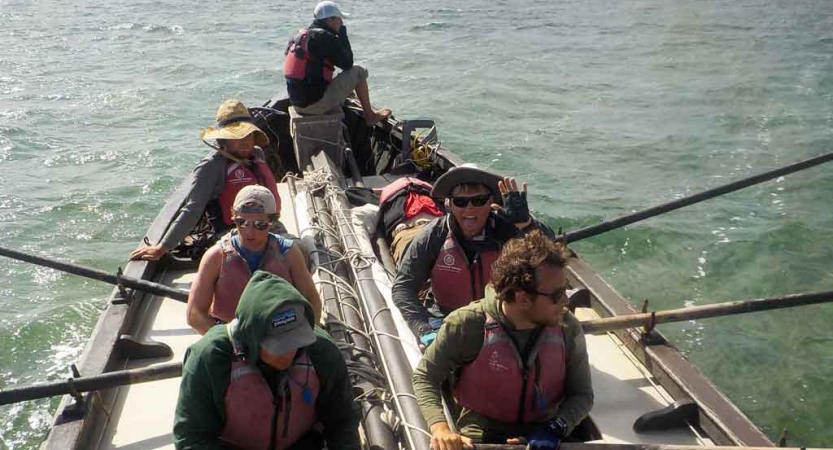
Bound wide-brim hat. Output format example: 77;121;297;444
431;165;504;202
199;99;270;148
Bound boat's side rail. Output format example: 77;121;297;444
566;257;773;447
41;176;196;450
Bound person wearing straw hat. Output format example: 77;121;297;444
186;185;322;334
391;166;556;350
283;1;391;125
413;231;593;450
174;271;360;450
130;99;282;261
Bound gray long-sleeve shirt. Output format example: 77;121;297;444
159;148;267;250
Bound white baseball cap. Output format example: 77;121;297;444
313;1;349;19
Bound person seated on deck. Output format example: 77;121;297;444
284;1;391;125
186;185;321;333
174;271;360;450
130;99;282;261
412;231;593;450
377;176;444;264
391;166;555;349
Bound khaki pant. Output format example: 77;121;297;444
296;65;369;115
391;225;424;265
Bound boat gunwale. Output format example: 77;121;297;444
41;175;197;450
567;257;773;446
40;99;773;449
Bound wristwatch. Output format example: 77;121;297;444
546;417;569;438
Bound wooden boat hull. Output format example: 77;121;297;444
39;96;773;449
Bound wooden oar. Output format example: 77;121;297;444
581;290;833;334
475;444;824;450
0;362;182;406
2;291;830;405
562;151;833;243
0;245;188;302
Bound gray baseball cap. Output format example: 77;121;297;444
260;303;316;356
233;185;277;215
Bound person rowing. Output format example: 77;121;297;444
174;272;359;450
391;165;556;348
130;99;282;261
186;185;321;333
413;230;593;450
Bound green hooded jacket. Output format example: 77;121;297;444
173;271;360;450
412;285;594;441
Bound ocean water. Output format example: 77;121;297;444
1;0;832;447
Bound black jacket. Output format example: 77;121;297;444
286;20;354;107
391;213;555;337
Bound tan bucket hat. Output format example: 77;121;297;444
199;100;270;148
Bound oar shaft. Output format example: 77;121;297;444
0;246;188;302
475;444;818;450
582;290;833;334
0;362;182;406
563;151;833;243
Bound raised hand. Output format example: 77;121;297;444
491;177;531;227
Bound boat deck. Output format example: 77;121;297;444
575;307;711;445
93;184;711;449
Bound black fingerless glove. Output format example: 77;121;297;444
497;190;530;224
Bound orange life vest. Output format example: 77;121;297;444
283;28;334;84
211;232;293;322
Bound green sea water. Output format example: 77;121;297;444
1;0;832;447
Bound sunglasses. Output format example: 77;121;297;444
530;285;568;304
232;217;271;231
451;195;491;208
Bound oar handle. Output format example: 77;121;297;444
581;290;833;334
0;362;183;405
563;151;833;243
0;245;188;302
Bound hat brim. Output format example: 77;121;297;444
260;322;316;356
200;121;270;148
431;166;504;204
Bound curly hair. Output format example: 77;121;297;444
491;230;569;303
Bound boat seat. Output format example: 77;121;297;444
288;106;346;171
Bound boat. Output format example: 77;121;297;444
23;95;781;450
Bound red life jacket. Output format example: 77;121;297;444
379;177;433;205
430;232;499;312
221;329;320;450
454;313;567;424
211;232;293;323
283;28;334;84
218;159;281;226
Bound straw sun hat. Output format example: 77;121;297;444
199;100;269;148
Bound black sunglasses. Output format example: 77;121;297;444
232;217;271;231
530;285;568;304
451;194;491;208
